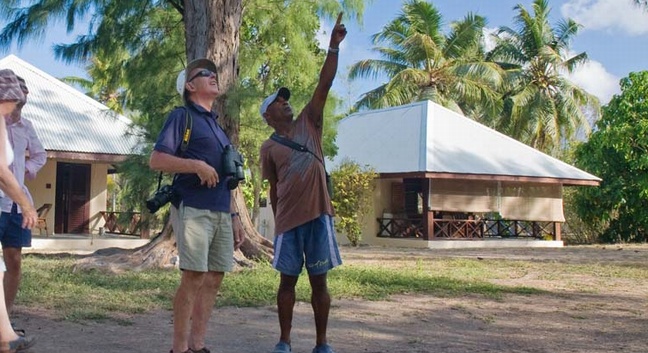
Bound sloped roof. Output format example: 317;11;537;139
331;100;600;186
0;55;140;157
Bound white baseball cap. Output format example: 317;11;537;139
260;87;291;121
175;58;218;96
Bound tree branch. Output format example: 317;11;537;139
166;0;184;18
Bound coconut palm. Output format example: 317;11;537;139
489;0;599;155
348;0;503;118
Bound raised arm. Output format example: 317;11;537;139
309;12;347;126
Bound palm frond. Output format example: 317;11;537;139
444;12;486;59
348;58;407;81
562;51;588;73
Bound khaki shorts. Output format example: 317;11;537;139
170;203;234;272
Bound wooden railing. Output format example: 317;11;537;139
377;217;424;238
482;219;555;239
377;217;557;240
433;219;483;239
100;211;142;236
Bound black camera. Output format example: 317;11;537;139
146;184;175;214
222;144;245;190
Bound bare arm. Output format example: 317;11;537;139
0;121;35;228
149;150;219;188
25;120;46;179
309;12;347;126
269;178;278;217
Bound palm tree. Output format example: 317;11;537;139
348;0;503;118
489;0;599;155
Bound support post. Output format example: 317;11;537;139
422;178;433;240
554;222;562;241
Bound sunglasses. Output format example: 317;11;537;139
188;69;215;82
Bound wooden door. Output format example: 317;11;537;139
55;163;91;234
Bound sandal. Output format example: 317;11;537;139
10;323;25;337
312;344;337;353
0;335;36;352
272;341;292;353
191;348;211;353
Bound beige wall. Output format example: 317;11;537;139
26;158;109;235
26;160;55;236
89;163;108;234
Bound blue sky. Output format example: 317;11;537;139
2;0;648;107
327;0;648;107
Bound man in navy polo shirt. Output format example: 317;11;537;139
149;58;245;353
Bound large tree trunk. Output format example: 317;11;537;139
74;0;272;272
184;0;272;261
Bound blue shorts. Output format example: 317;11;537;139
272;214;342;276
0;205;32;248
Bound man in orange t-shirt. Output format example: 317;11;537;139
260;13;347;353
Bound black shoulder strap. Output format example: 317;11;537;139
270;133;325;166
181;106;193;154
155;106;193;191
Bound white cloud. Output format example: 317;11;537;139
482;27;499;52
561;0;648;35
565;58;620;104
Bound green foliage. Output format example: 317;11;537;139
573;71;648;243
558;145;600;244
562;187;600;244
330;159;376;246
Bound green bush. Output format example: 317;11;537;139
330;159;377;246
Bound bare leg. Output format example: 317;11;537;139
172;270;205;353
2;247;22;314
189;271;224;350
0;272;19;344
309;273;331;346
277;274;298;344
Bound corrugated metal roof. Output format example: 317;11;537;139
0;55;141;156
332;100;601;183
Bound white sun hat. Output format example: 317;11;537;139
175;58;218;96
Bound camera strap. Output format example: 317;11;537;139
270;133;326;168
270;133;333;198
180;108;193;153
155;108;193;191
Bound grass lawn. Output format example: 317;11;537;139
17;249;648;323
